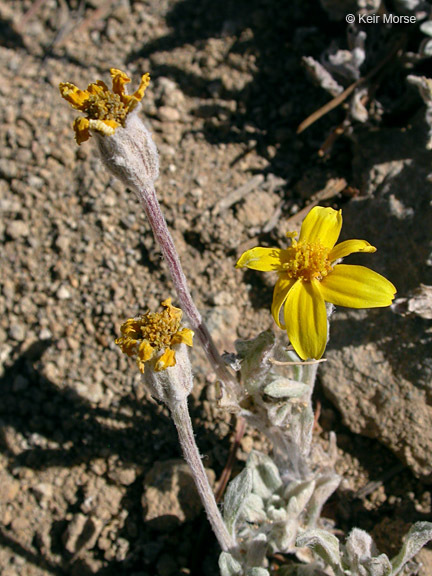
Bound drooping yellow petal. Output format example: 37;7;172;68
110;68;131;95
120;318;141;338
299;206;342;249
88;119;118;137
329;239;376;262
284;279;327;360
73;117;91;145
155;348;176;371
59;82;91;110
172;328;194;347
271;276;297;328
115;336;138;357
320;264;396;308
236;247;284;271
138;339;155;362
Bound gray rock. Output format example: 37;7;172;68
321;118;432;480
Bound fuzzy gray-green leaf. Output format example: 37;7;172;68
223;468;253;535
248;452;282;498
297;529;341;572
391;521;432;575
235;330;275;388
264;378;310;399
219;552;242;576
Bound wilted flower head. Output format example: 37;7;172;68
59;67;159;191
236;206;396;360
59;68;150;145
115;299;194;372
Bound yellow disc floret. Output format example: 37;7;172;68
281;237;333;282
115;299;194;372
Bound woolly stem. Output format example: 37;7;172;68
171;399;235;552
137;184;238;401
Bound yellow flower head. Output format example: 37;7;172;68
115;299;194;372
59;68;150;145
236;206;396;360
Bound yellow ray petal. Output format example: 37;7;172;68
59;82;90;110
161;298;182;320
284;279;327;360
320;264;396;308
299;206;342;249
155;348;176;371
271;276;297;328
171;328;194;347
86;80;109;96
73;117;91;145
138;339;155;363
110;68;131;95
236;247;284;271
131;73;150;102
329;239;376;262
122;73;151;111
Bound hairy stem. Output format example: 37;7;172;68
137;185;238;401
171;400;235;552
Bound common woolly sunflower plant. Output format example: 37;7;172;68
59;69;431;576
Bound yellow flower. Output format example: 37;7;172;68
115;299;194;372
59;68;150;145
236;206;396;360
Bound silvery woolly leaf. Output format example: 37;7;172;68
248;452;282;499
286;480;316;518
219;552;243;576
242;493;267;524
420;38;432;57
345;529;392;576
264;378;310;399
246;533;268;567
297;529;342;573
246;569;270;576
267;505;287;523
223;468;253;535
346;528;374;565
390;521;432;575
305;473;340;528
267;402;292;426
235;330;275;388
420;21;432;37
270;517;299;552
363;554;392;576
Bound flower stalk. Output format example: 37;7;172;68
137;183;238;402
171;399;235;552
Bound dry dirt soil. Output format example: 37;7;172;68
1;0;431;575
